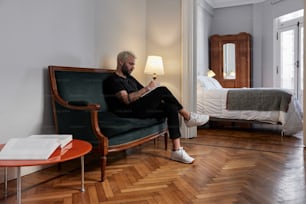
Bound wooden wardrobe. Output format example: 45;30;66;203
209;32;252;88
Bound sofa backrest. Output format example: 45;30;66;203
49;66;114;112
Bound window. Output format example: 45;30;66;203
274;9;304;109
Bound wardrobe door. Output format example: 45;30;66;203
209;32;251;88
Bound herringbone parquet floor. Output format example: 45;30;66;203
1;127;305;204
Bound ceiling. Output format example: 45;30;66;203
205;0;267;8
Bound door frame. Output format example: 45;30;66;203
274;14;304;107
181;0;197;138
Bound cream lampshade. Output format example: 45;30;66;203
207;69;216;78
144;56;164;80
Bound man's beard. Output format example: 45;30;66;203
122;64;130;76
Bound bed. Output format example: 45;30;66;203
196;76;303;136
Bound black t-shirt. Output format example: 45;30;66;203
103;73;144;115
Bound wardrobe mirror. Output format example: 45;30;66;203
223;43;236;79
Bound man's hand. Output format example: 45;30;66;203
146;80;160;90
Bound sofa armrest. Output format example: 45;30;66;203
51;90;101;111
68;100;89;106
51;100;107;147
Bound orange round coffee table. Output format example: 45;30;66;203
0;139;92;204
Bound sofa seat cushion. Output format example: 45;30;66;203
108;121;167;146
99;112;166;139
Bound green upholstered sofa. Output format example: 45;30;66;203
48;66;168;181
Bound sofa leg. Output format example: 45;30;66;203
164;132;168;150
101;155;107;182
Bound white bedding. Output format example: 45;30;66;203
196;76;303;136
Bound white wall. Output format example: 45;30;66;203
146;0;182;98
252;3;264;87
95;0;147;82
196;0;213;76
95;0;182;96
0;0;96;143
0;0;96;179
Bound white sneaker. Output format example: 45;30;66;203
171;147;194;164
184;112;209;127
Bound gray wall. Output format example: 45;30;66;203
209;0;303;87
0;0;96;143
196;0;213;76
211;5;253;35
0;0;96;179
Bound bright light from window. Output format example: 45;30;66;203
279;9;304;23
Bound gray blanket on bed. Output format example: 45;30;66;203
226;89;292;112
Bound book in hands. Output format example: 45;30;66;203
0;138;60;160
141;86;157;97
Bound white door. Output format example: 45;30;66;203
275;10;304;108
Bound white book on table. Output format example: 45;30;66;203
0;138;60;160
29;134;73;148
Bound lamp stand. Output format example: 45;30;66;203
152;73;157;80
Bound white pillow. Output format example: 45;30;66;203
197;76;223;89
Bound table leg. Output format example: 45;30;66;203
81;156;85;192
3;167;7;197
16;167;21;204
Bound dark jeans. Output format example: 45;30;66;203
130;86;183;139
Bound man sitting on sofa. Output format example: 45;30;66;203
103;51;209;164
